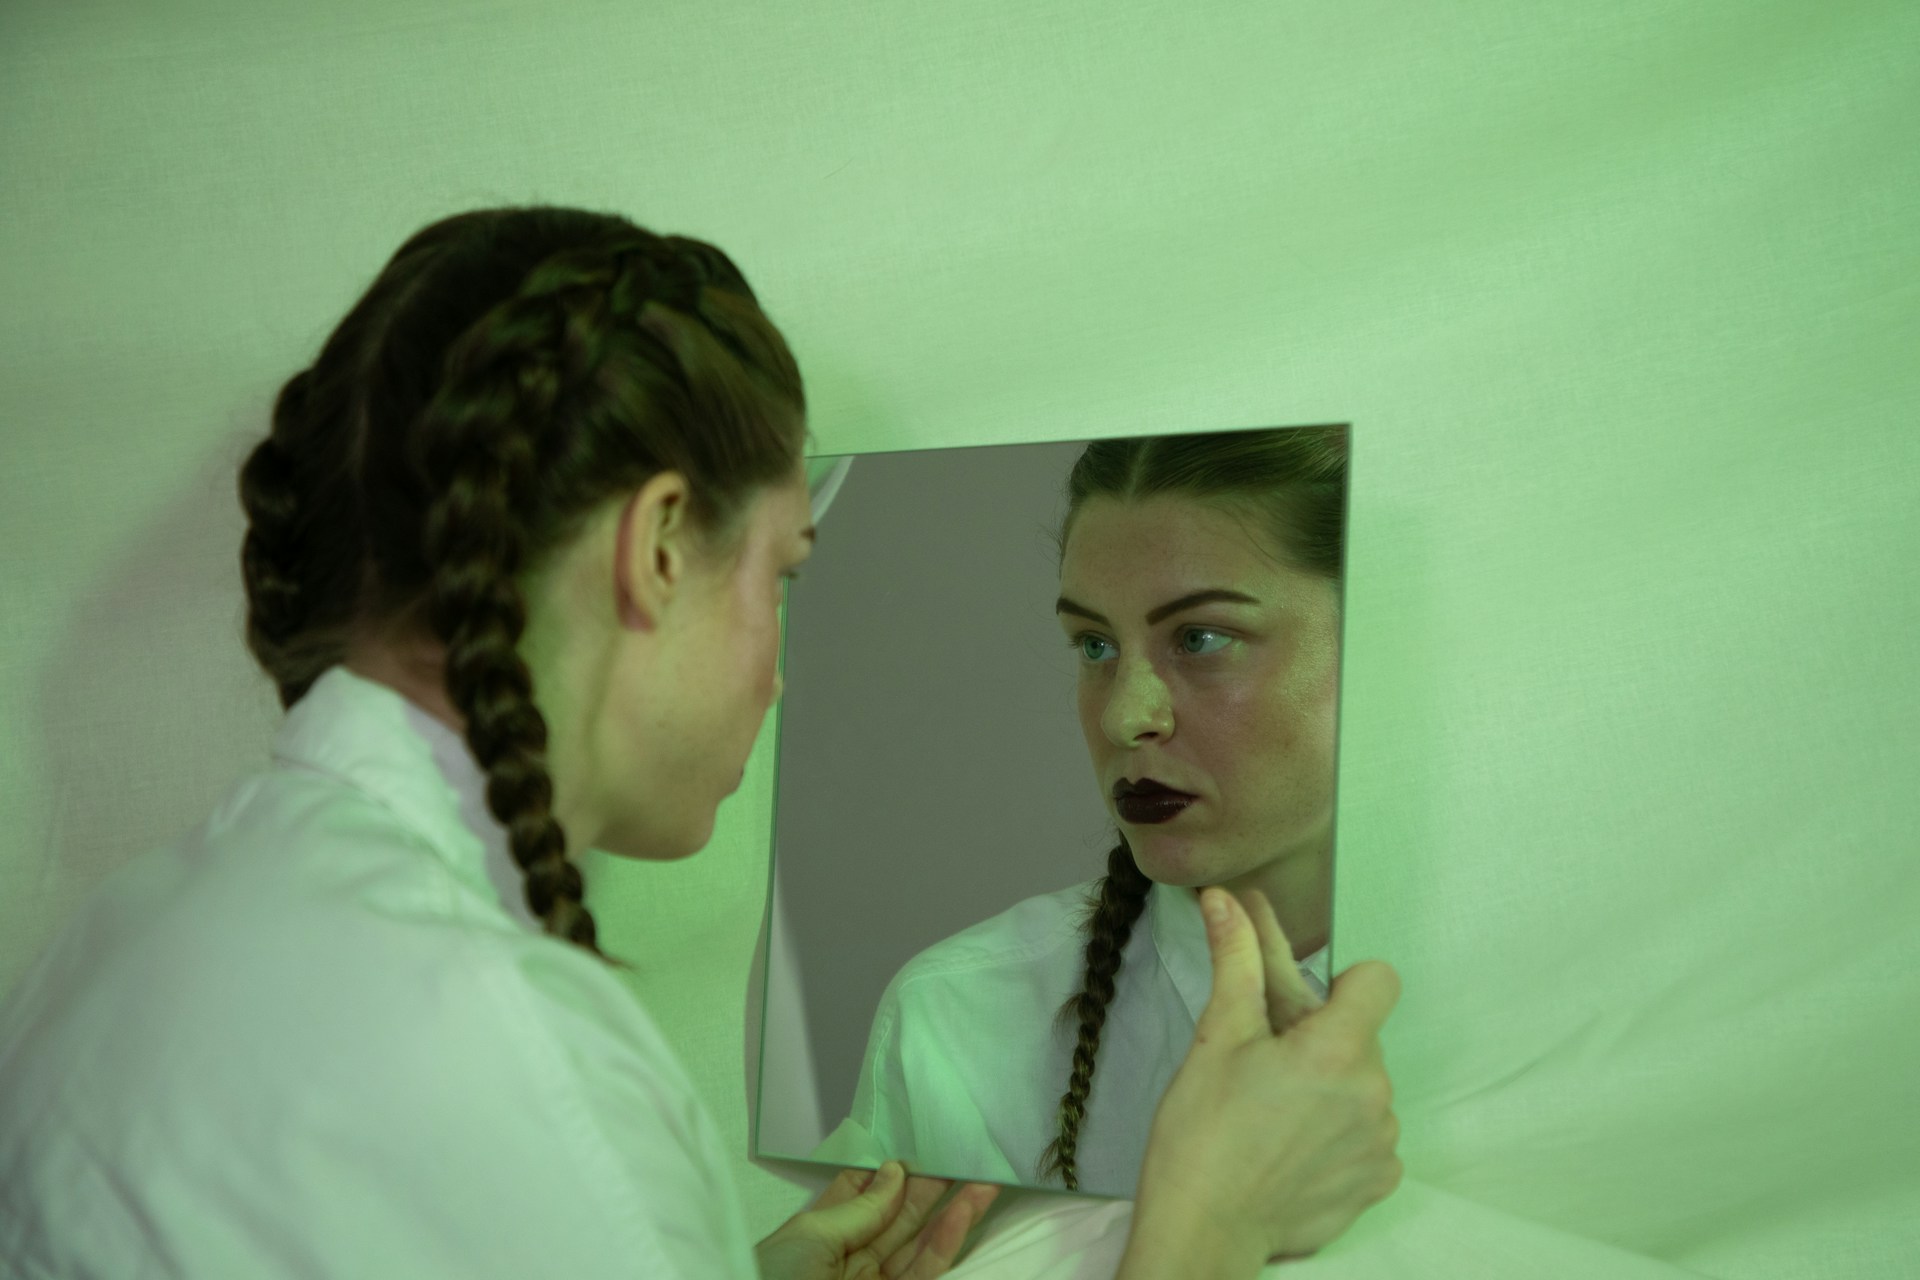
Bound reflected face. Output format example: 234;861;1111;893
1056;495;1341;890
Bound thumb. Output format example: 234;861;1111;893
795;1160;905;1251
1193;887;1271;1048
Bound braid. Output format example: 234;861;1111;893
238;369;335;711
410;249;698;971
1038;838;1153;1189
239;206;809;973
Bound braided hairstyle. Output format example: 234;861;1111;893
237;206;807;968
1036;425;1348;1189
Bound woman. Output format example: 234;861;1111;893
813;428;1348;1198
0;206;1401;1279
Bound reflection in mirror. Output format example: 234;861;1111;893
755;425;1349;1200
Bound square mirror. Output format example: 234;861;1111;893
758;424;1349;1199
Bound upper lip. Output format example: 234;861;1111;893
1113;776;1194;799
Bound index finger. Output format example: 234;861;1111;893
1239;890;1324;1033
856;1173;954;1268
889;1182;1002;1280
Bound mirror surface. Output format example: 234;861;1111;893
757;425;1349;1198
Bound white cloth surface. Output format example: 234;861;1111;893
944;1181;1705;1280
812;877;1329;1197
0;665;757;1280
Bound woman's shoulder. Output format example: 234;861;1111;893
884;877;1104;995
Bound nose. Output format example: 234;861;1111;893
1101;661;1172;745
771;668;784;705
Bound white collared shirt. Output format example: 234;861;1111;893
812;879;1329;1199
0;666;756;1279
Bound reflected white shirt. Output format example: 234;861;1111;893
0;665;756;1280
812;878;1330;1198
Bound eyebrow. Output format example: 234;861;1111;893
1055;588;1262;627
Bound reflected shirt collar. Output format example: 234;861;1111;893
271;664;544;933
1150;879;1331;1024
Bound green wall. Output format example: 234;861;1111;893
2;1;1913;1272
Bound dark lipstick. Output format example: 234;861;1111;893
1113;777;1196;825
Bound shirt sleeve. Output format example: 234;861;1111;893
837;974;917;1162
0;934;760;1280
832;968;1022;1186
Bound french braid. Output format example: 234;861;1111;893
423;243;721;964
238;206;806;969
238;370;339;709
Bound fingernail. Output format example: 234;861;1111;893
1203;890;1227;925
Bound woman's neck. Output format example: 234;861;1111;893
1191;840;1332;961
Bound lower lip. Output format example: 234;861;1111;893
1116;793;1196;824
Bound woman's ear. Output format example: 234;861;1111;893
613;473;694;633
612;491;647;632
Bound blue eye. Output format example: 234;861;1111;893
1069;633;1115;662
1182;628;1230;655
1067;628;1230;662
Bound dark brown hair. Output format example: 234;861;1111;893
238;206;808;969
1035;424;1348;1188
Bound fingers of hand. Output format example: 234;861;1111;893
886;1183;999;1280
812;1164;877;1213
955;1181;1001;1235
1239;889;1321;1033
805;1162;910;1259
863;1161;908;1213
854;1171;951;1269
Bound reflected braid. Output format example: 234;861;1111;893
412;248;695;969
1038;838;1153;1189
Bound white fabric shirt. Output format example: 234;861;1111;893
812;878;1329;1199
0;665;757;1280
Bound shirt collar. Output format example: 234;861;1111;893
270;664;544;933
1150;880;1331;1024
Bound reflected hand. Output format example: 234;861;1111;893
753;1162;1003;1280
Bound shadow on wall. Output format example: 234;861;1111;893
32;412;285;956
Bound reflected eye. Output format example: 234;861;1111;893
1066;627;1231;663
1070;634;1115;662
1181;628;1230;655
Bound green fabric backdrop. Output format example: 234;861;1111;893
2;1;1913;1275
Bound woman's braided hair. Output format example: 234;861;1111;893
1036;425;1348;1189
237;206;807;968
